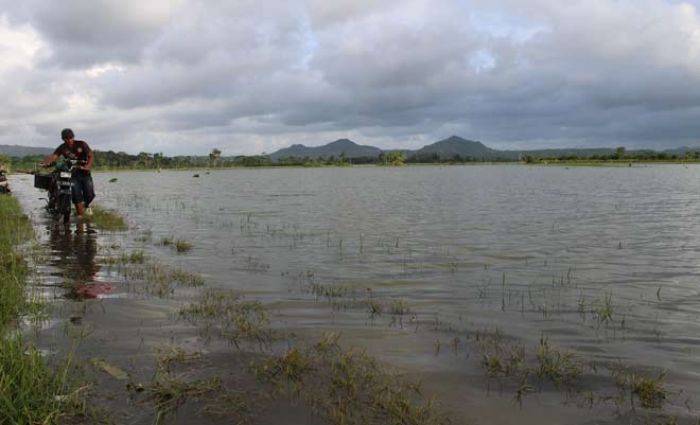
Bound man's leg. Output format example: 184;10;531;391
75;202;85;217
72;176;86;219
84;174;95;207
83;174;95;216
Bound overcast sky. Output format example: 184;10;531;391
0;0;699;155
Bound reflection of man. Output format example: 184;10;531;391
42;128;95;219
47;223;110;300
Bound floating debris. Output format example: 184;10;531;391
91;358;128;380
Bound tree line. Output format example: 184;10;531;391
3;147;700;172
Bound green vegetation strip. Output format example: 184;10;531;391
0;195;87;424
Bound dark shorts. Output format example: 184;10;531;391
71;173;95;206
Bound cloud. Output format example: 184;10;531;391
0;0;699;154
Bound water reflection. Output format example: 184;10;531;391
46;222;112;300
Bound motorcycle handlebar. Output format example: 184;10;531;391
39;159;86;167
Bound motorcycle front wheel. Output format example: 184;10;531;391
58;194;71;223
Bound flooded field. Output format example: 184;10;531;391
10;164;700;424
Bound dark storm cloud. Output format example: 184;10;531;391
0;0;173;67
0;0;699;154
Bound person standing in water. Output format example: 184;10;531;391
0;164;10;194
42;128;96;219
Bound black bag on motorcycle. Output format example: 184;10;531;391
34;173;52;190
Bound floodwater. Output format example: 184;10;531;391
10;164;700;424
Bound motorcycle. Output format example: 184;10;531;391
34;159;85;223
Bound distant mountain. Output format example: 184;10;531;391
269;139;382;161
0;144;53;157
657;146;700;155
411;136;499;160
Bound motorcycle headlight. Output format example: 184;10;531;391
60;172;72;179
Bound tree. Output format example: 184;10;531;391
380;151;405;166
209;148;222;167
614;146;626;160
137;152;153;168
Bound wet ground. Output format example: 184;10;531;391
9;165;700;424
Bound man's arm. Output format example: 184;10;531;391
41;153;58;167
42;144;64;166
83;148;94;171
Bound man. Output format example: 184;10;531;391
42;128;95;219
0;165;10;194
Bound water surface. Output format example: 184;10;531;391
12;164;700;424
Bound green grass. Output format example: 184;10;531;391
0;196;33;327
0;195;89;424
89;205;127;231
0;337;88;424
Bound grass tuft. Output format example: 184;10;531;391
175;240;193;253
141;372;220;422
253;332;450;425
159;236;193;253
89;205;127;231
613;368;668;409
179;290;271;349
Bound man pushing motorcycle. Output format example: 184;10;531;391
42;129;95;220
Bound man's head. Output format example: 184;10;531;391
61;128;75;145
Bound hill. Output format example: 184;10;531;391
269;139;382;161
410;136;501;160
0;144;53;157
267;137;663;162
